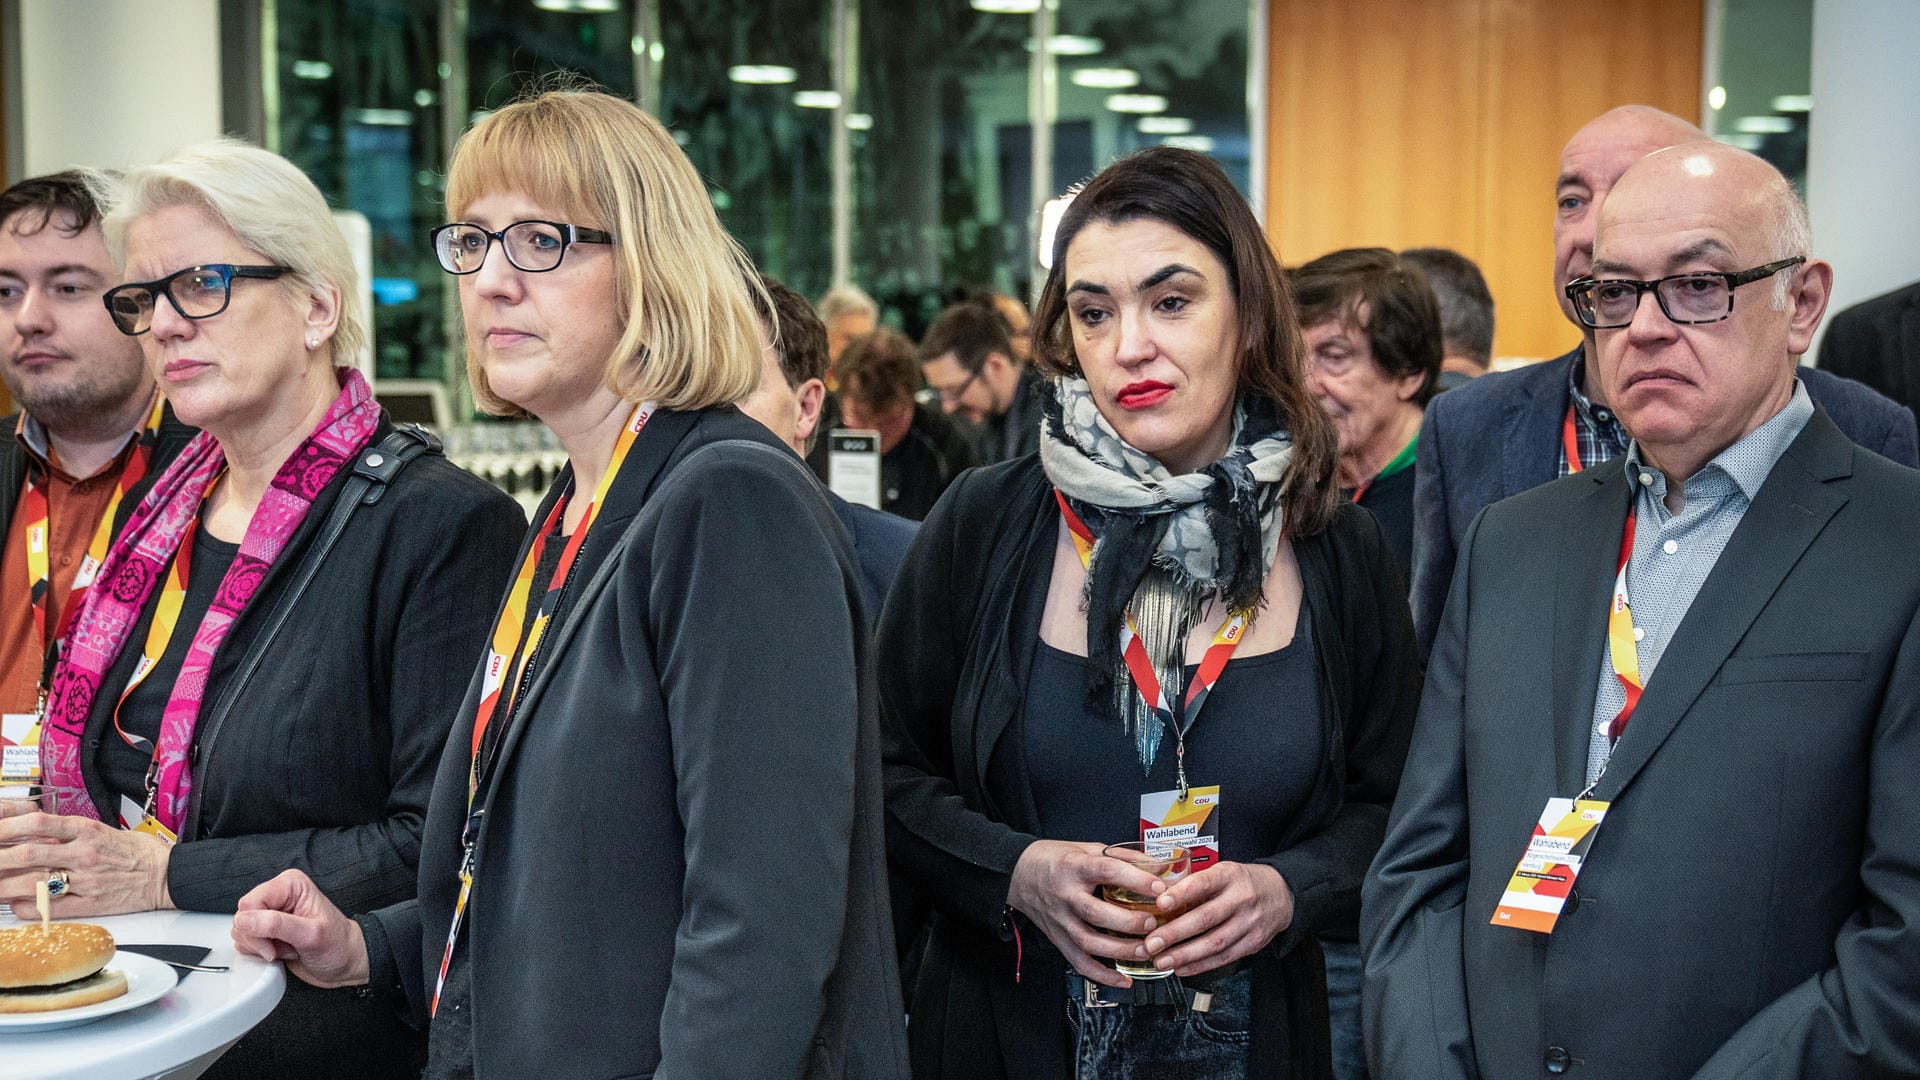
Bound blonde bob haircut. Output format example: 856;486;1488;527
94;138;365;369
445;89;764;415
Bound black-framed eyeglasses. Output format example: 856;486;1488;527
429;220;612;275
1565;257;1805;329
102;264;292;337
929;368;981;404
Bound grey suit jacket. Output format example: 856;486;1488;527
1410;347;1920;658
365;408;909;1079
1364;410;1920;1079
1819;280;1920;427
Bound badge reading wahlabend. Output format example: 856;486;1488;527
1140;786;1220;870
1;712;42;783
1491;798;1609;933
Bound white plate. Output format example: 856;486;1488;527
0;951;179;1032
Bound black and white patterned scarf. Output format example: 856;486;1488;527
1038;375;1293;770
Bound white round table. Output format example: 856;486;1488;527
0;909;284;1080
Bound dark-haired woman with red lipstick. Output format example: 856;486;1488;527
879;147;1421;1079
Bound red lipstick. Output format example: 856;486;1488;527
1117;380;1173;410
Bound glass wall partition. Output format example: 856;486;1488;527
239;0;1258;410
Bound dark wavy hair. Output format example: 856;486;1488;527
1031;147;1340;537
0;171;100;237
1293;247;1444;406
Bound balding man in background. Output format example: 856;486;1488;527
1409;105;1918;659
1364;142;1920;1079
1401;247;1494;393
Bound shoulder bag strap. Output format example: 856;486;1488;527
177;424;441;840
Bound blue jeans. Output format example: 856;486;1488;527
1064;969;1252;1080
1320;937;1369;1080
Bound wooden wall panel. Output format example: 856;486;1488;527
1266;0;1703;362
1266;0;1485;267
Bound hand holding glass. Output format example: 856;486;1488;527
1099;842;1191;979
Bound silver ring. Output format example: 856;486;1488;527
44;870;69;899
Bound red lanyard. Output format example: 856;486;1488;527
1562;405;1584;475
433;402;655;1017
19;397;165;649
1604;509;1642;744
1054;491;1252;795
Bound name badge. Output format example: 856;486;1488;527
1491;798;1609;933
1140;786;1220;870
119;795;178;847
1;712;41;782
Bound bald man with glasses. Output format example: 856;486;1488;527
1364;141;1920;1080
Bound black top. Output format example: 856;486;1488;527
1353;462;1415;592
426;518;567;1080
879;454;1421;1079
99;527;240;811
1022;606;1323;863
880;403;978;521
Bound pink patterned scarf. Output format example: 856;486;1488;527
39;369;380;831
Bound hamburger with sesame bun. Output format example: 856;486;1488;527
0;923;127;1012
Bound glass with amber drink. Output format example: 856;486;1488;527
1100;841;1190;979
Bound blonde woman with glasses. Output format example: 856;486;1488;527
233;89;909;1080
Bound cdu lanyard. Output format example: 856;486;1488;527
1604;509;1642;743
432;401;656;1018
20;396;166;652
1054;490;1251;797
1580;506;1641;802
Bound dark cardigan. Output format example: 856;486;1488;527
84;416;525;1079
361;407;910;1079
879;454;1420;1079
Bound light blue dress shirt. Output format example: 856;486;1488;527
1586;380;1815;786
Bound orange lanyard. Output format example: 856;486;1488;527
1604;510;1642;744
1054;490;1251;796
434;401;655;1017
1562;405;1584;475
20;397;165;649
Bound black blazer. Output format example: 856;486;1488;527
1819;280;1920;428
363;407;909;1080
1365;409;1920;1079
78;416;524;1079
0;404;197;538
1410;348;1920;659
880;455;1420;1079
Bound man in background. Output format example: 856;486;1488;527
0;172;193;784
1401;247;1495;392
837;328;976;522
1409;105;1918;658
918;298;1043;463
742;275;916;623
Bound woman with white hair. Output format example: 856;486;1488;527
0;139;523;1076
